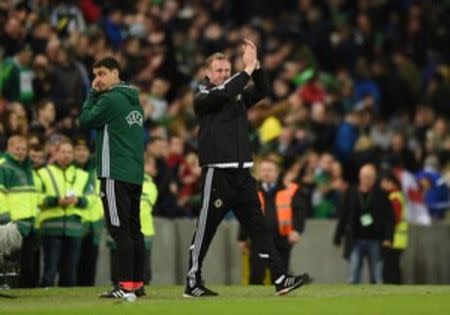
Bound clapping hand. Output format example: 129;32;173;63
242;38;259;74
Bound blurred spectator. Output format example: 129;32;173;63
100;6;126;51
29;99;56;138
380;172;408;284
0;15;25;57
312;153;337;218
416;155;449;221
148;77;170;122
146;136;183;217
384;132;420;173
49;45;85;119
0;45;35;112
50;0;86;38
177;151;201;213
334;164;394;284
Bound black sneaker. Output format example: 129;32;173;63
135;286;146;297
98;287;137;302
275;273;312;296
183;284;219;298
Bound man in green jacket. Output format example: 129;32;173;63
0;135;40;288
79;57;145;301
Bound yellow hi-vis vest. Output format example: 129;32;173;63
0;157;40;222
140;175;158;237
82;178;103;223
37;164;91;225
389;190;409;249
0;187;10;222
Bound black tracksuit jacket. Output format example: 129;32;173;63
193;69;269;167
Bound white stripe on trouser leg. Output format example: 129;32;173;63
187;168;214;285
106;178;120;227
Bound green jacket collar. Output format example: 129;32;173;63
4;152;32;169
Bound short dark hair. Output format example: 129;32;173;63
93;57;121;72
29;143;44;152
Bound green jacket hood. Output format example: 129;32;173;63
109;84;140;106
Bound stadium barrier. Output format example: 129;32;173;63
95;218;450;285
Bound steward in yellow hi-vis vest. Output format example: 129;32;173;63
37;139;93;287
72;136;104;286
380;173;409;284
0;136;41;287
238;159;306;285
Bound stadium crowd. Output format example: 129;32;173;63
1;0;450;287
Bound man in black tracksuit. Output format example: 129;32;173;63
184;39;311;298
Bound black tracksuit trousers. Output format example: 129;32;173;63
100;178;145;283
187;167;286;287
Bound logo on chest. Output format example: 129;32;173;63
126;110;143;127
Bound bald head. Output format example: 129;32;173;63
359;164;377;191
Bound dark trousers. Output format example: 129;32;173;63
249;242;292;285
77;232;99;286
100;178;144;283
110;247;152;286
187;168;286;287
18;230;39;288
383;248;403;284
41;235;82;287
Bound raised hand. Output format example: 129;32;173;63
242;38;259;74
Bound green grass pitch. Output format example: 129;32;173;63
1;285;450;315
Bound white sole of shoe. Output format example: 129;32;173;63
276;282;302;296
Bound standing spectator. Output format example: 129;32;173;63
73;136;103;287
416;155;449;221
380;172;408;284
37;139;92;287
49;45;84;119
32;54;53;102
0;45;34;112
333;164;394;284
0;136;40;287
238;158;306;284
139;155;158;286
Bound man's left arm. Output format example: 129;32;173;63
241;67;270;109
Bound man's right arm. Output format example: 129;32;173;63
194;72;251;115
79;92;114;129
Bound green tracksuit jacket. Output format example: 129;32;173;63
79;84;144;185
